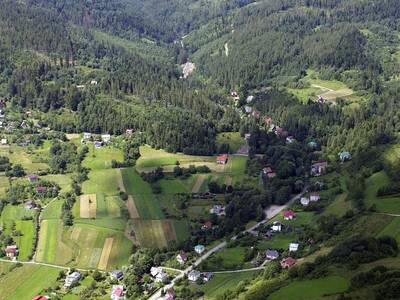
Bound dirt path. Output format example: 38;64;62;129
127;196;140;219
225;176;232;186
97;237;113;270
191;175;205;193
117;169;126;192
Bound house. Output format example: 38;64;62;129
251;110;260;119
300;197;310;206
289;243;299;252
264;116;273;126
308;141;318;149
150;267;162;277
280;257;296;268
202;221;213;230
231;91;238;97
317;95;325;103
267;172;276;179
32;296;49;300
338;151;351;162
163;289;176;300
26;111;32;117
176;251;188;265
111;285;124;300
1;138;7;145
28;174;39;183
101;134;111;143
155;271;168;283
21;120;29;129
216;154;228;165
244;106;253;114
25;200;37;210
90;80;98;85
188;270;201;282
282;210;296;220
202;272;213;282
76;85;86;89
126;129;134;136
311;161;328;176
244;133;251;140
246;95;254;103
36;186;46;194
265;249;279;260
263;166;276;179
310;192;320;202
210;204;225;215
194;245;205;254
286;136;295;144
64;271;81;288
271;221;282;232
83;132;92;140
5;245;18;258
110;270;124;281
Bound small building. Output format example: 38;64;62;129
126;129;134;136
267;172;276;179
210;204;225;215
90;80;98;85
163;288;176;300
76;85;86;89
110;270;124;281
286;136;295;144
216;154;228;165
289;243;299;252
28;174;39;183
244;106;253;114
201;221;213;230
94;140;103;148
264;116;273;126
246;95;254;103
202;272;213;282
311;161;328;176
25;200;37;210
5;245;18;258
282;210;296;220
194;245;205;254
64;271;81;288
300;197;310;206
36;186;46;194
231;91;238;97
338;151;351;162
101;134;111;144
244;133;251;140
263;166;276;179
150;267;162;277
20;120;29;129
83;132;92;140
155;271;168;283
188;270;201;282
1;138;7;145
176;251;188;265
280;257;296;268
310;192;320;202
271;221;282;232
111;285;124;300
265;249;279;260
317;95;325;103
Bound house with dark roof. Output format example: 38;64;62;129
311;161;328;176
265;250;279;260
110;270;124;281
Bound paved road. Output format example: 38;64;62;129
148;188;306;299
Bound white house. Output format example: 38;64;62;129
300;197;310;206
101;134;111;143
271;221;282;232
310;193;320;202
64;271;81;288
246;95;254;103
1;138;7;145
83;132;92;140
188;270;201;282
150;267;162;277
289;243;299;252
155;271;168;283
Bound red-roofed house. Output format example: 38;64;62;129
111;285;124;300
202;221;213;230
280;257;296;268
216;154;228;165
282;210;296;220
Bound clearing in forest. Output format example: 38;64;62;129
80;194;97;218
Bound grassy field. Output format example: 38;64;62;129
378;217;400;244
14;220;35;260
200;271;260;299
41;174;72;193
42;199;63;219
209;247;247;270
272;211;315;227
0;262;60;300
216;132;245;153
268;276;349;300
258;233;297;250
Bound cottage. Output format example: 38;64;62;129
201;221;213;230
282;210;296;220
244;106;253;114
110;270;124;281
281;257;296;268
289;243;299;252
210;204;225;215
101;134;111;143
64;271;81;288
246;95;254;103
194;245;205;254
271;221;282;232
202;272;213;282
265;249;279;260
83;132;92;140
310;192;320;202
311;161;328;176
216;154;228;165
5;245;18;258
176;251;188;265
300;197;310;206
338;151;351;162
188;270;201;282
111;285;124;300
28;174;39;183
1;138;7;145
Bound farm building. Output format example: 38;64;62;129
111;285;124;300
64;271;81;288
188;270;201;282
283;210;296;220
176;251;188;264
194;245;205;254
5;245;18;258
311;161;328;176
216;154;228;165
266;250;279;260
289;243;299;252
281;257;296;268
271;221;282;232
110;270;124;281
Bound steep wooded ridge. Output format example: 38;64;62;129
1;0;400;299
